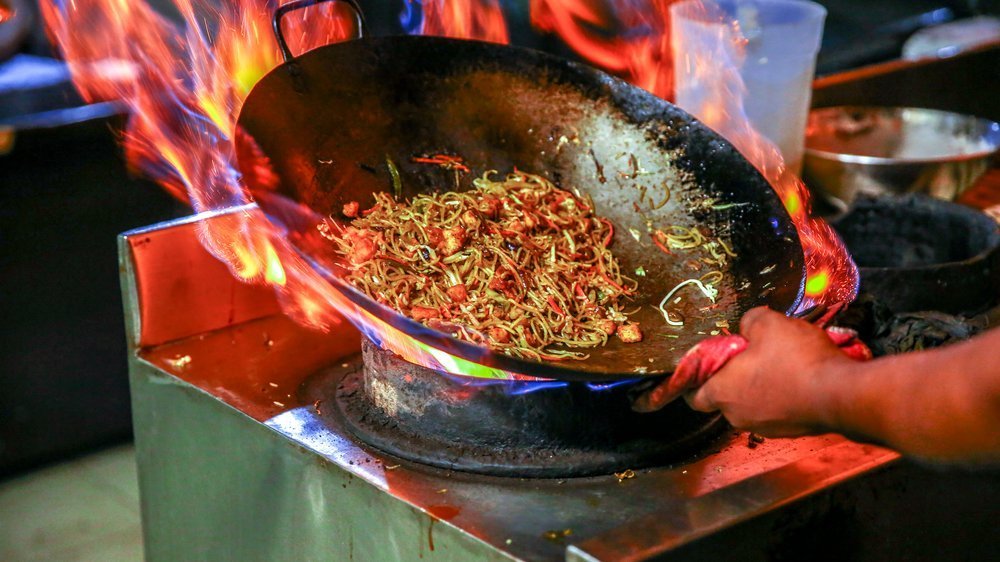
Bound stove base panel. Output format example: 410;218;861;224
127;320;902;562
123;214;958;562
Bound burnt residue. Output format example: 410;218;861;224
835;294;986;357
588;148;607;183
327;340;727;478
833;195;1000;314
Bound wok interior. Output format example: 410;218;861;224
236;36;804;380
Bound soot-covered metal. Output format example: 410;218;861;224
833;195;1000;314
323;340;725;477
236;30;805;382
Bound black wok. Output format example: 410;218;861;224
234;0;805;381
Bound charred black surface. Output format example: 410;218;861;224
833;195;1000;314
327;340;726;477
236;35;804;381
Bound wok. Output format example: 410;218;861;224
234;0;805;381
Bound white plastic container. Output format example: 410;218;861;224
671;0;826;174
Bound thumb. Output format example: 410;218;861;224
684;383;717;412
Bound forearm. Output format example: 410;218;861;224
814;329;1000;464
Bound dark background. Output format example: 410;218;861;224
1;0;998;476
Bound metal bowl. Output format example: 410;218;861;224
803;106;1000;211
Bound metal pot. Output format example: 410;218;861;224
832;195;1000;314
803;106;1000;211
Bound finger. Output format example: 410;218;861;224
743;307;831;347
631;376;685;413
685;383;717;412
739;306;782;340
683;342;755;412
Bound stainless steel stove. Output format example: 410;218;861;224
121;209;904;561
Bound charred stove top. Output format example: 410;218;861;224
325;340;725;478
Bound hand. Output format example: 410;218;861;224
685;307;853;437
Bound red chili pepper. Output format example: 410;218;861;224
652;232;672;255
412;154;470;173
600;218;614;247
375;253;409;266
361;204;380;217
547;296;566;316
597;264;626;293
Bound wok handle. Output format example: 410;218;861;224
272;0;367;63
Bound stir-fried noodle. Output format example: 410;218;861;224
325;171;642;361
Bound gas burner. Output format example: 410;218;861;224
324;339;726;478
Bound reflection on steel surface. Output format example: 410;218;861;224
122;211;899;561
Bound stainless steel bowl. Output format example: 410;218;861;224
803;106;1000;210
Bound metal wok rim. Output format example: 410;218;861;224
243;34;806;382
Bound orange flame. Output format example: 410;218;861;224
412;0;509;43
42;0;524;380
42;0;854;383
0;3;14;24
531;0;677;100
663;1;855;307
533;0;857;309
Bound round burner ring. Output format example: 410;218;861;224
331;340;727;478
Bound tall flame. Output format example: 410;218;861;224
403;0;509;43
531;0;676;99
0;3;14;24
42;0;855;383
531;0;857;309
42;0;524;380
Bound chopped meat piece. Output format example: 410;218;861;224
425;226;444;247
506;219;526;234
351;238;376;264
524;332;540;347
460;210;481;230
616;322;643;343
344;229;377;264
409;306;440;321
342;201;360;218
597;319;618;336
440;226;467;256
487;327;511;344
478;196;502;218
487;269;519;298
447;284;468;303
488;275;507;292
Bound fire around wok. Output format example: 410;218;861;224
235;34;805;382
